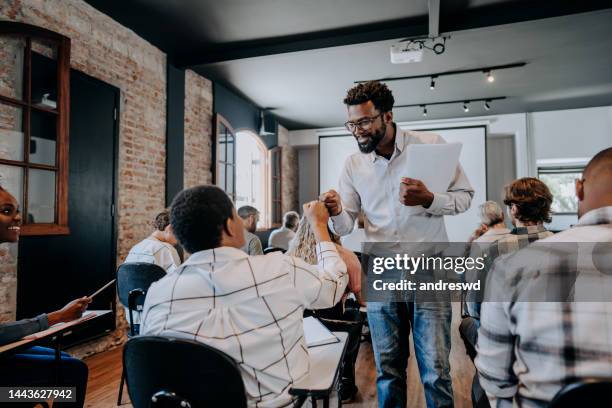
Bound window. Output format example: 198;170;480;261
538;167;582;214
270;146;282;226
0;22;71;235
236;130;268;227
214;114;236;201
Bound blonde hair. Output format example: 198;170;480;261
287;216;340;265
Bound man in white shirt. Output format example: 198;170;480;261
321;81;474;408
476;147;612;408
268;211;299;250
141;185;348;408
124;209;181;325
238;205;264;255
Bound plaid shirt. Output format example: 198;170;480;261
141;242;347;408
466;225;553;318
476;206;612;408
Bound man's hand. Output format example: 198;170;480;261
303;201;332;242
399;178;435;208
48;297;91;326
319;190;342;216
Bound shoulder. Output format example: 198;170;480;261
402;129;445;145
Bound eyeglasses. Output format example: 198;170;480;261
344;113;383;133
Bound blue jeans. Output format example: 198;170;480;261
0;346;88;407
368;302;453;408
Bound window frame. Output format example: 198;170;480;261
213;114;237;201
0;21;71;235
269;146;282;227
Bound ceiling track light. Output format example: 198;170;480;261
355;62;525;84
395;96;506;113
429;76;436;90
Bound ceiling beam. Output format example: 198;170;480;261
176;16;429;67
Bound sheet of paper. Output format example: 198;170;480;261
403;142;462;213
303;316;338;347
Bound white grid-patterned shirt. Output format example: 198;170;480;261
141;241;348;408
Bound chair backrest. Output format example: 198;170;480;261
549;378;612;407
263;246;284;254
116;262;167;309
124;336;247;408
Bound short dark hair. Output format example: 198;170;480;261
503;177;553;224
237;205;259;219
170;185;234;253
343;81;395;113
283;211;299;229
153;209;171;231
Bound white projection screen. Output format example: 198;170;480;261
319;126;487;242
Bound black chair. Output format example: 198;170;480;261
264;246;285;254
116;262;167;405
124;336;247;408
549;378;612;407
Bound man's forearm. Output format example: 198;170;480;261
0;314;49;346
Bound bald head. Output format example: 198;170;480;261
576;147;612;218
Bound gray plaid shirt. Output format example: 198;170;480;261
476;206;612;408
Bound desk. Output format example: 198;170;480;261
290;331;348;408
0;310;112;381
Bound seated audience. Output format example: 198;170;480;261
124;209;181;326
461;178;554;408
476;148;612;407
468;200;510;243
287;215;363;401
268;210;299;250
0;186;90;407
237;205;263;255
141;185;348;408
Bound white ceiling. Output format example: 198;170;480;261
195;10;612;129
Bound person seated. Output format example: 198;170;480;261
468;200;510;243
268;211;299;251
141;185;348;408
0;185;90;407
460;179;554;408
476;147;612;407
237;205;263;255
286;215;363;402
123;209;181;327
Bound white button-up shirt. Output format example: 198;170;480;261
331;127;474;243
141;241;348;408
124;237;182;324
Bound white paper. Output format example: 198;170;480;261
403;143;462;213
303;316;338;347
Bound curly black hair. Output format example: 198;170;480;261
170;185;234;253
343;81;395;113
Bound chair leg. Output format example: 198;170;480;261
117;367;126;405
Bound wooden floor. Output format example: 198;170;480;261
83;303;473;408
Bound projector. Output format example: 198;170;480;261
390;41;424;64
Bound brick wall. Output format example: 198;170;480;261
184;70;213;188
277;124;299;215
0;0;214;358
